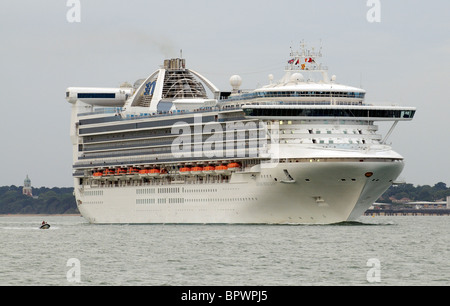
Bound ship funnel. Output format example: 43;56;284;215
164;58;186;70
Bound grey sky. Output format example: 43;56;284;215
0;0;448;187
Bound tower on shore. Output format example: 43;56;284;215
23;174;33;197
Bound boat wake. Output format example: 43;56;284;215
1;226;58;231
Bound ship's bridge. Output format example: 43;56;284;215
223;81;366;104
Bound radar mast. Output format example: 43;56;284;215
285;41;329;83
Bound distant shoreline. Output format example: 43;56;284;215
365;209;450;216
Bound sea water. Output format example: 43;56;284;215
0;215;449;286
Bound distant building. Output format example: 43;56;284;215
23;174;33;197
371;197;449;210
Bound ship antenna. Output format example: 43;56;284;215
180;49;183;59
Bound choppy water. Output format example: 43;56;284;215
0;215;449;286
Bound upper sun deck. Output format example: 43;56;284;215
220;43;366;106
222;83;366;105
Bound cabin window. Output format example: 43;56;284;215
77;93;115;99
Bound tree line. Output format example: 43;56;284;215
378;182;449;204
0;182;449;214
0;185;78;214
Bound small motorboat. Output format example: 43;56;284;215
40;222;50;229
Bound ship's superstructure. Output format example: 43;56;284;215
65;44;415;224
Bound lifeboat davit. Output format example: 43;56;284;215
159;169;168;177
202;165;215;175
179;167;191;175
227;162;241;172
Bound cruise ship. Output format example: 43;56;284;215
65;44;415;224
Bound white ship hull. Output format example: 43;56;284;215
75;160;403;224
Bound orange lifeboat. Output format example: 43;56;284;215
148;168;160;177
115;168;127;180
191;166;204;176
103;168;116;180
202;165;215;175
126;167;140;179
179;166;191;175
103;168;115;176
116;168;127;175
227;162;241;171
93;170;103;179
139;168;148;176
215;164;229;175
127;167;139;175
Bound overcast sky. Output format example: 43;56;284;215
0;0;449;188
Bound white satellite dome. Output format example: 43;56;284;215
120;81;133;88
290;73;304;83
230;75;242;91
